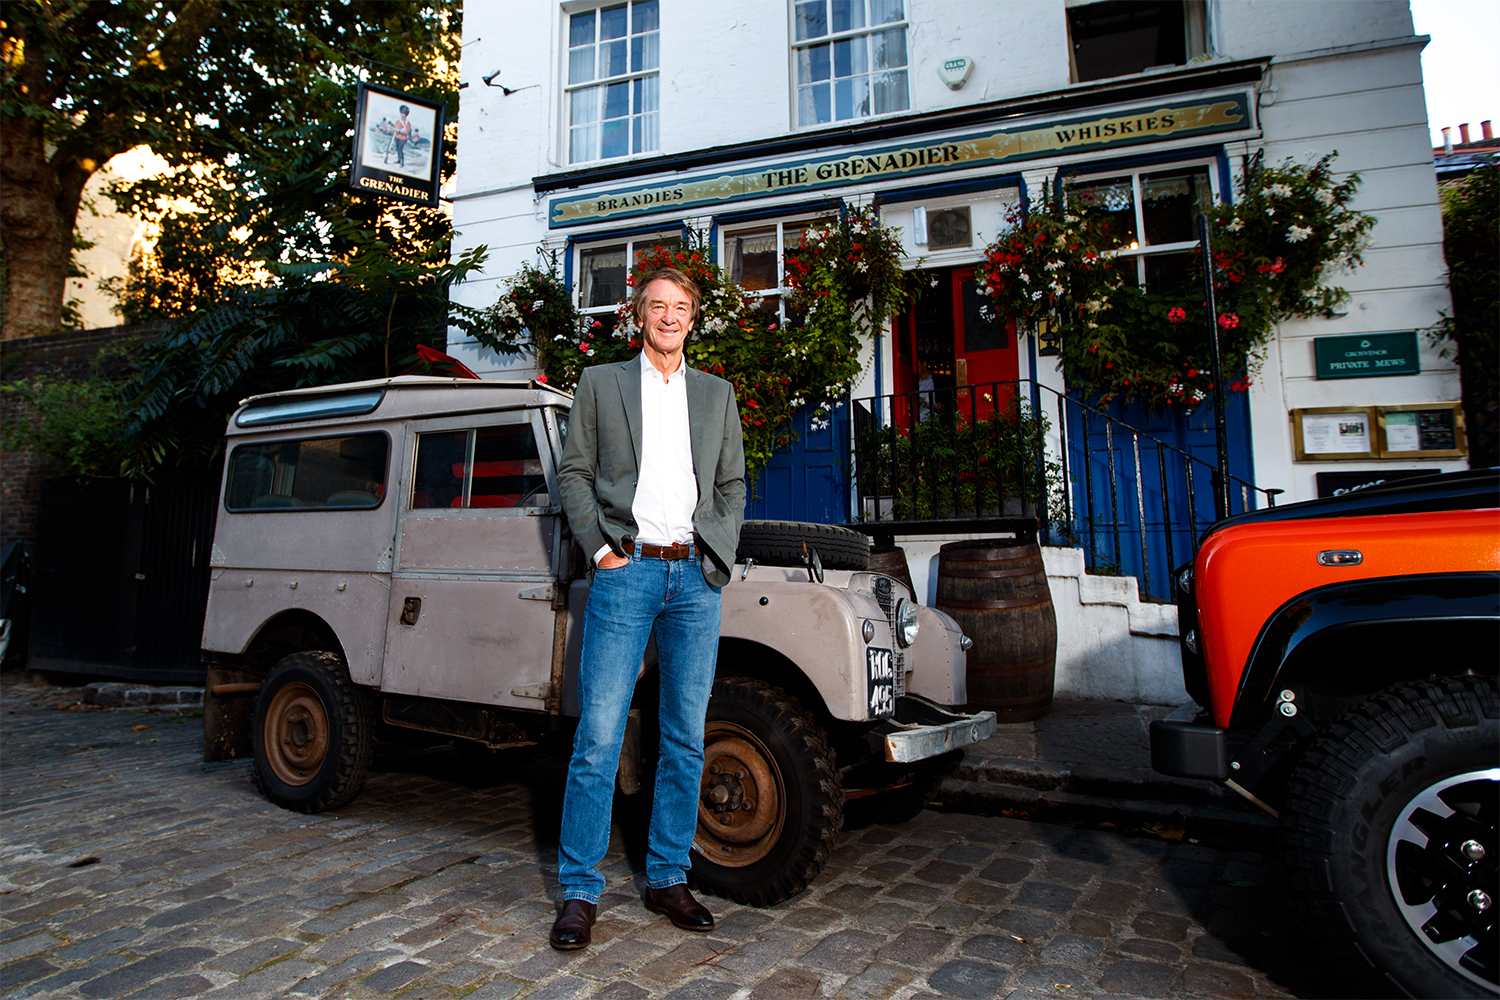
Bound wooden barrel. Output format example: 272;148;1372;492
869;545;916;600
935;540;1057;722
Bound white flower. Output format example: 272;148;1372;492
1225;217;1244;232
1045;259;1063;270
1064;214;1079;223
1287;224;1313;242
1050;282;1063;296
1018;272;1031;284
1267;183;1293;198
1054;236;1067;249
1336;217;1360;233
1031;290;1043;301
1314;188;1335;206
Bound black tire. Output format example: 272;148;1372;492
1280;676;1499;999
252;651;375;813
736;520;870;571
690;676;844;906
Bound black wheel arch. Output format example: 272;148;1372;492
1229;572;1500;730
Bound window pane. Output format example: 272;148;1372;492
729;228;779;290
1068;177;1137;248
569;46;595;85
835;76;869;120
227;434;388;510
795;0;827;40
600;3;628;39
1144;250;1195;294
601;37;628;77
1068;0;1187;83
601;118;629;159
636;73;658;113
570;123;598;163
833;36;867;77
411;431;469;509
468;425;547;509
799;83;831;125
797;43;831;84
570;11;596;48
571;86;598;126
872;26;906;69
632;30;659;72
873;69;908;114
633;0;659;33
603;80;630;119
831;0;865;32
580;245;628;307
871;0;904;23
1141;168;1213;245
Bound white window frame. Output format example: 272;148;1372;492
573;230;683;329
719;212;836;326
564;1;660;165
1063;158;1221;286
789;0;911;130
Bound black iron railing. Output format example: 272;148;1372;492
849;379;1282;602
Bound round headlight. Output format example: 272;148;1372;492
895;598;920;648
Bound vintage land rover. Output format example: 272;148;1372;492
1151;468;1499;998
201;376;996;906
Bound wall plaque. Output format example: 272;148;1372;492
1314;332;1419;379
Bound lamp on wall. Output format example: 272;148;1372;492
1037;318;1062;357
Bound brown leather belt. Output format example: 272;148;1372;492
638;542;693;560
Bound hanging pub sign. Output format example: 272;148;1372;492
350;82;445;207
549;92;1253;227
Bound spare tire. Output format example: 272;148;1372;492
736;520;870;571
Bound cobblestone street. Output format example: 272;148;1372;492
1;676;1335;1000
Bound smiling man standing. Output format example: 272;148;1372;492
550;267;746;950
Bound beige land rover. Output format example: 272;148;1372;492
201;375;995;906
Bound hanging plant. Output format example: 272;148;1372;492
474;257;591;388
783;204;924;397
1011;153;1378;409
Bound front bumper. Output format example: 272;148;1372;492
1149;701;1227;780
879;697;997;763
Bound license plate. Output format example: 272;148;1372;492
867;647;895;718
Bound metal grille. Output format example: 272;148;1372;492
873;575;906;697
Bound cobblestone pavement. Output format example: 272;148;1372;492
1;675;1338;1000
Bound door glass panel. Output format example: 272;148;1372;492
411;431;469;509
961;278;1008;353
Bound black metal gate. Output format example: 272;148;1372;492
30;467;221;683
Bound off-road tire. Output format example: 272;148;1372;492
690;676;844;906
736;520;870;571
1279;675;1499;999
252;651;375;813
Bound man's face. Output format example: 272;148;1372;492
639;278;694;359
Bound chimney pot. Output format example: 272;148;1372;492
1459;123;1471;144
1442;127;1453;154
1484;120;1494;141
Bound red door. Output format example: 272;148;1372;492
892;266;1019;427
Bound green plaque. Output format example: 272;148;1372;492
1314;332;1420;379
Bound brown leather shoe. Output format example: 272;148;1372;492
549;899;596;950
645;884;715;931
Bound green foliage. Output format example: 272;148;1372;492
1;370;130;478
1433;163;1498;403
855;399;1058;520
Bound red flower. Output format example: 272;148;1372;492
1167;307;1187;323
1217;313;1240;330
536;374;548;383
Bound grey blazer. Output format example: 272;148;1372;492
557;358;747;588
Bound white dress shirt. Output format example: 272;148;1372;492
593;352;698;565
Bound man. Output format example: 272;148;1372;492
550;267;746;950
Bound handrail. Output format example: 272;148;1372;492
847;378;1282;601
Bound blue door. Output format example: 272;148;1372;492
745;403;849;523
1062;393;1256;600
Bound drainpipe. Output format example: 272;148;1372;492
1197;214;1230;521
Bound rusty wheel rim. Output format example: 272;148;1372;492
695;724;784;868
263;682;329;787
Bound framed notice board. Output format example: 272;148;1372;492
1377;402;1467;459
1293;406;1378;461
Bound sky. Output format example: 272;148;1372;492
1409;0;1500;147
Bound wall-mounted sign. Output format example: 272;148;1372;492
938;56;974;90
548;93;1253;227
350;82;446;207
1378;402;1466;459
1314;331;1419;379
1315;469;1436;498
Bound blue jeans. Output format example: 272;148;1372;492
557;543;722;903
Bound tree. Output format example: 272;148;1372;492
1434;163;1498;467
1;0;456;340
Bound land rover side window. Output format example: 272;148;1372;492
411;425;549;510
225;434;388;511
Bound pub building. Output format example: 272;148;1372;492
446;1;1462;652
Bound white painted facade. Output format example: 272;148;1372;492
449;0;1461;506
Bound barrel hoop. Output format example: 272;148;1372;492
938;564;1043;580
938;596;1053;611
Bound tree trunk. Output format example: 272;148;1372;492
1;116;89;342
